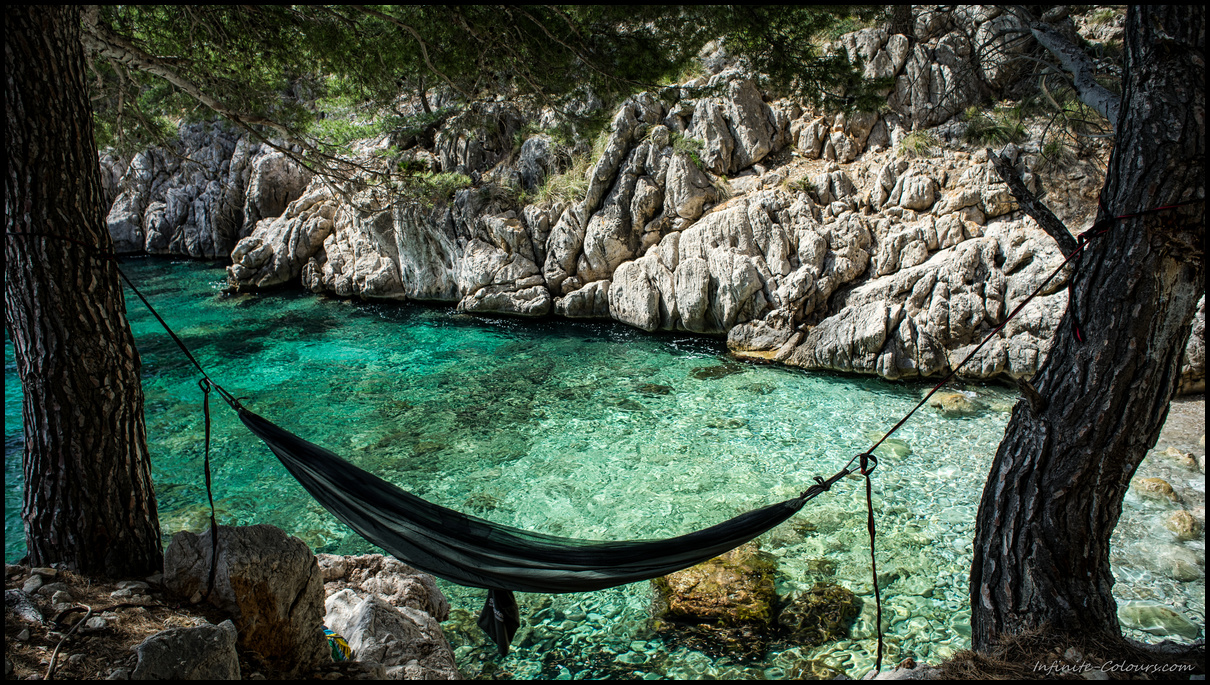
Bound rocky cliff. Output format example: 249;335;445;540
101;6;1205;388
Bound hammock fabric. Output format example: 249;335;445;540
236;407;844;655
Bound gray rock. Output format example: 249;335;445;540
517;135;556;191
555;280;611;318
242;151;312;236
324;590;459;680
5;589;43;624
316;554;449;621
1179;295;1205;394
131;619;240;680
164;524;328;675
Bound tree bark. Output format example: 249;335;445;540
4;5;162;577
971;5;1204;648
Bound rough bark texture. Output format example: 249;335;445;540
971;6;1204;648
4;6;162;576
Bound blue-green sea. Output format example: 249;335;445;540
4;257;1203;679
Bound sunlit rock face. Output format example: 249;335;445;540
101;10;1204;390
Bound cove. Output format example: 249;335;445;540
4;257;1203;678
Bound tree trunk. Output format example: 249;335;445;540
4;6;162;577
970;5;1205;648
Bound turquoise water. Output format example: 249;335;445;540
4;258;1203;678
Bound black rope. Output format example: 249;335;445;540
200;380;221;599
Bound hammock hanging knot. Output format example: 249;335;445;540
859;453;878;476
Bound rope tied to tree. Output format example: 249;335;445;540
1068;199;1204;343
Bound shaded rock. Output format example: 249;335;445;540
324;590;459;680
1117;601;1202;640
5;589;43;624
131;619;240;680
164;524;328;675
635;383;674;396
777;583;861;646
517;135;556;191
1179;295;1205;394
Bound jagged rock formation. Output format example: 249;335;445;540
101;7;1205;389
104;122;311;258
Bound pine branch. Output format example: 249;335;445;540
988;148;1079;257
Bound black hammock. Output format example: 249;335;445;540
234;405;861;655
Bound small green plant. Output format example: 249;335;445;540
1037;136;1078;173
1087;8;1118;27
784;177;818;198
670;131;706;171
897;131;941;159
962;105;1027;146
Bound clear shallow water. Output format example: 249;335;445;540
4;257;1203;678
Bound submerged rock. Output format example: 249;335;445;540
777;583;862;647
691;364;747;380
651;543;777;658
1165;510;1202;541
1117;601;1202;641
1132;477;1181;504
928;391;985;417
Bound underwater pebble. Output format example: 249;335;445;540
1118;600;1201;640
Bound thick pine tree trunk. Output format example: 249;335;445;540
4;6;162;576
970;5;1205;648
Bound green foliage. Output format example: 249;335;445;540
898;131;941;158
702;6;890;110
394;171;472;207
526;127;613;207
962;104;1027;146
1087;8;1119;26
670;132;706;171
784;177;818;198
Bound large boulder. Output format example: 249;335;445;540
163;524;329;675
242;151;313;237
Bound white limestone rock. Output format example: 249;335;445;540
324;591;459;680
